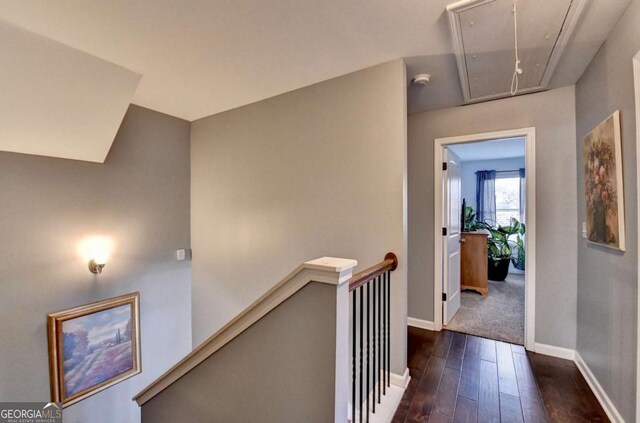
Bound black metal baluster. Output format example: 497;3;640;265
382;273;387;395
366;281;371;422
377;274;381;403
372;276;377;412
352;290;356;423
359;285;364;423
386;271;390;388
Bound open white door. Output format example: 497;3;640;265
443;147;462;325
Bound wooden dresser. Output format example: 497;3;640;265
460;232;489;296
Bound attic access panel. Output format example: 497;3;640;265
447;0;587;103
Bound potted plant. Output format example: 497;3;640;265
463;206;476;232
512;234;525;271
474;218;526;281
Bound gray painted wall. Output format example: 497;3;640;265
408;86;578;349
575;0;640;420
142;282;337;423
191;59;408;374
0;105;192;423
458;157;526;212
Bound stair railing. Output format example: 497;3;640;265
349;252;398;423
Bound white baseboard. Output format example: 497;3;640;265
533;342;575;360
372;369;408;423
407;317;436;331
350;368;409;423
390;367;411;389
575;352;625;423
534;345;624;422
370;384;404;423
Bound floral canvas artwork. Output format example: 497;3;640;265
48;292;140;406
583;111;625;251
62;305;133;397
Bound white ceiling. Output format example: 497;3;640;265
449;137;525;161
0;0;449;121
0;0;631;122
408;0;631;114
0;20;140;162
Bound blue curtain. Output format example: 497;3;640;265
476;170;496;224
519;168;526;223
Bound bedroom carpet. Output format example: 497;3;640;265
445;273;524;345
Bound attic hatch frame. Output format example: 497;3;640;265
446;0;588;104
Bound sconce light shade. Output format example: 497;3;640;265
79;236;113;275
88;259;106;274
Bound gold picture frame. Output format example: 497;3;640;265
583;110;626;251
47;292;141;407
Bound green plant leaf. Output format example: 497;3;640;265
488;242;501;257
479;216;526;260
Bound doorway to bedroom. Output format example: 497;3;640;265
434;128;535;348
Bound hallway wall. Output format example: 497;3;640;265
408;86;578;349
0;105;192;423
575;0;640;420
191;59;408;375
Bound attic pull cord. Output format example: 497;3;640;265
510;0;523;96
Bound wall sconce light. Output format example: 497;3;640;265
88;258;106;274
78;236;113;275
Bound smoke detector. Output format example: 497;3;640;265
412;74;431;86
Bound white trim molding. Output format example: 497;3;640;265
407;317;436;331
374;370;409;423
634;50;640;423
134;257;357;406
528;343;624;421
390;368;411;390
575;352;625;423
352;369;410;423
433;127;536;351
533;345;624;422
533;343;575;361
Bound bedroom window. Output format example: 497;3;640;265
495;175;520;227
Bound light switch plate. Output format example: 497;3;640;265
582;222;587;239
176;249;186;261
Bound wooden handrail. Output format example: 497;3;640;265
348;252;398;291
133;257;358;406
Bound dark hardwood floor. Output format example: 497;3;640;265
392;327;609;423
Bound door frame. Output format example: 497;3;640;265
633;50;640;423
433;127;536;350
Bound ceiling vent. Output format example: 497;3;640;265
446;0;587;103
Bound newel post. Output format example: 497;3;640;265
303;257;357;423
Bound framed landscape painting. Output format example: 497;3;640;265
583;110;625;251
48;292;140;407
